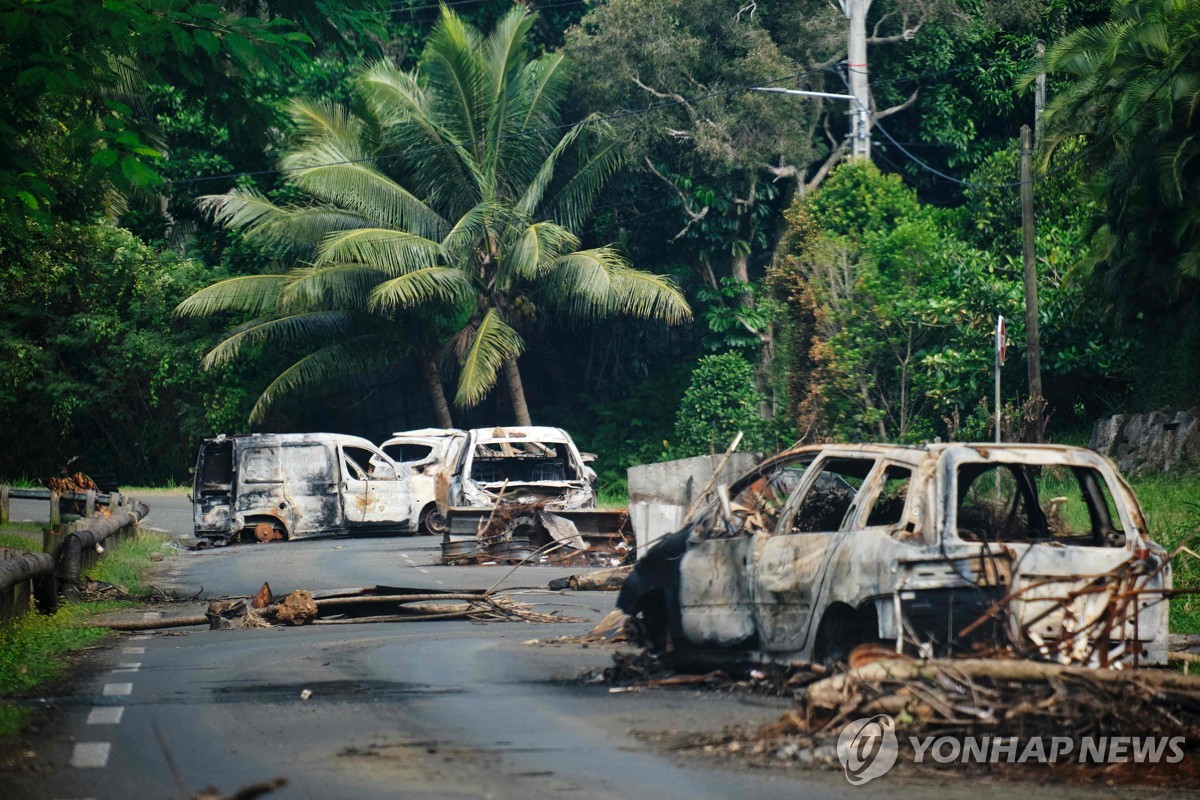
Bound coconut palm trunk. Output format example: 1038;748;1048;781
418;353;454;428
503;356;532;426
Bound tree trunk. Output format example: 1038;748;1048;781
503;356;532;426
418;353;454;429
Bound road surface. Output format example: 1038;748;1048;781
4;494;1134;799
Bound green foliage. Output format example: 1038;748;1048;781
0;221;256;483
1122;473;1200;633
86;530;173;596
771;161;1138;442
0;604;109;699
1037;0;1200;307
674;352;769;457
0;1;385;227
183;6;690;422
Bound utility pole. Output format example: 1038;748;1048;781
842;0;872;159
1020;124;1043;440
1034;40;1046;147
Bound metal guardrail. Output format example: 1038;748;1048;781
0;486;149;619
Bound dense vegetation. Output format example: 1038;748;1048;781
0;0;1196;487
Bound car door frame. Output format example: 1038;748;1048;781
338;443;413;529
749;451;882;654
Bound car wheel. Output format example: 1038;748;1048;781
420;504;447;536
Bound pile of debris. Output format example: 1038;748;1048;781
99;584;585;631
443;500;633;566
626;649;1200;783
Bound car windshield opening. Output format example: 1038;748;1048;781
470;441;578;483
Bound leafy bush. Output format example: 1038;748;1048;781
673;352;768;457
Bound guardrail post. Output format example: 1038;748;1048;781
43;526;63;558
85;490;96;517
1;485;8;525
49;490;60;527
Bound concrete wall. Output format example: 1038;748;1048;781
627;453;762;556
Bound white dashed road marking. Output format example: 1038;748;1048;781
129;635;152;641
103;683;133;697
122;647;145;654
69;742;111;768
417;568;429;574
141;611;161;620
87;707;124;725
112;662;141;673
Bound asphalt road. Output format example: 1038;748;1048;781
6;494;1132;799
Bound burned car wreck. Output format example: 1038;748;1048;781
441;427;630;562
618;443;1170;668
193;433;420;544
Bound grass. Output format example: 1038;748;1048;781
1126;473;1200;633
85;530;172;594
0;526;172;738
0;603;113;736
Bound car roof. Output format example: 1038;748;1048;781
468;426;572;444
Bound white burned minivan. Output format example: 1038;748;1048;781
192;433;419;544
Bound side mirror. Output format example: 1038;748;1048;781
188;467;196;475
580;452;597;463
186;493;193;503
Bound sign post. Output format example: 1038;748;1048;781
994;315;1006;444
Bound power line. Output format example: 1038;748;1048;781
870;41;1200;190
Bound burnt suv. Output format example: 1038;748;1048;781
617;443;1170;668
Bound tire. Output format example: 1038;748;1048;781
419;504;447;536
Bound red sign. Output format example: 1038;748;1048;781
996;315;1006;366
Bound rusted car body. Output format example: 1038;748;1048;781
618;443;1171;668
440;427;631;562
192;433;417;544
379;428;467;534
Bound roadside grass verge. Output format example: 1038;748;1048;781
0;527;171;738
85;529;172;595
1127;474;1200;633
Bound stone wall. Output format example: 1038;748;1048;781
1090;406;1200;475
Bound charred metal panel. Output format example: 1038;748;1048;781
679;537;756;647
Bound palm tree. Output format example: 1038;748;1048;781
1032;0;1200;305
178;6;691;426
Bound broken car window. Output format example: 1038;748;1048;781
342;446;395;481
718;461;813;537
383;443;435;464
471;441;577;483
956;463;1122;546
789;458;874;533
864;466;912;527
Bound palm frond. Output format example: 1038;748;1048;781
454;308;524;408
202;311;354;368
545;248;691;324
316;228;443;275
175;275;289;318
441;200;498;260
544;124;626;231
508;221;580;279
248;337;390;424
280;263;393;309
422;7;486;157
610;265;693;324
199;190;369;251
288;99;367;153
369;267;476;311
282;141;449;239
